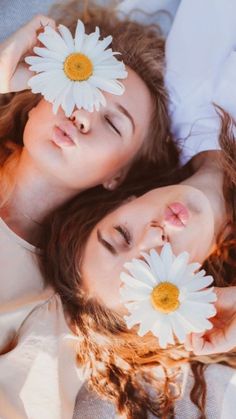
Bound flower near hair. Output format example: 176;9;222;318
120;244;217;349
25;20;127;116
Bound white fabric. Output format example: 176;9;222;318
166;0;236;163
118;0;180;36
74;363;236;419
0;0;54;42
0;218;84;419
119;0;236;164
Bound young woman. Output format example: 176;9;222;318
0;1;178;418
2;0;234;417
38;110;236;419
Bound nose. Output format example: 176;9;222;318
69;109;93;134
138;222;167;252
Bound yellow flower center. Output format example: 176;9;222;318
151;282;180;313
64;53;93;81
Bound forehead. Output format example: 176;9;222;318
106;66;153;130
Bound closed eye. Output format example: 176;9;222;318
105;116;121;136
114;225;132;245
97;229;117;255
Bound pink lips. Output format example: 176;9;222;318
164;202;189;227
52;119;81;148
52;126;75;148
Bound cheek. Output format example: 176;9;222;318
81;143;124;180
83;259;121;308
182;225;215;263
23;102;59;151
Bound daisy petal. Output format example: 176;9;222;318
180;300;216;319
44;73;69;103
74;20;85;52
160;243;174;277
91;86;106;111
120;272;153;290
33;46;66;61
38;31;68;55
89;75;125;95
184;275;214;292
43;25;70;50
58;24;75;52
28;61;63;72
61;83;75;117
177;305;214;332
120;285;150;302
88;35;112;60
82;28;100;55
93;48;117;65
25;56;59;66
186;289;217;303
93;67;127;79
146;249;165;282
169;313;189;343
169;251;189;283
153;317;175;348
125;300;160;336
124;260;156;287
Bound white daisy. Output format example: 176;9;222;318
25;20;128;116
120;244;217;349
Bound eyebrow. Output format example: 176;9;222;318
116;103;135;134
97;229;117;255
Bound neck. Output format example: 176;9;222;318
0;148;81;244
182;151;227;236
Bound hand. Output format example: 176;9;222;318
0;14;55;93
185;286;236;355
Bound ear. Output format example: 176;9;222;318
103;167;129;191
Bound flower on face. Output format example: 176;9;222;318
120;244;217;349
25;20;128;117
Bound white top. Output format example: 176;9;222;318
119;0;236;164
73;362;236;419
0;217;84;419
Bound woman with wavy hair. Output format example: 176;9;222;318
2;0;236;418
36;109;236;419
0;1;179;417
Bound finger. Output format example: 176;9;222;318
191;332;206;353
191;331;229;355
18;15;56;56
8;63;33;92
184;334;193;351
21;16;57;62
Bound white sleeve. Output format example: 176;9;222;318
165;0;236;163
0;295;84;419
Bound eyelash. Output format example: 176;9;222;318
114;225;132;246
105;116;121;136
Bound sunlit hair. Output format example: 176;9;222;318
0;0;178;207
40;109;236;418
